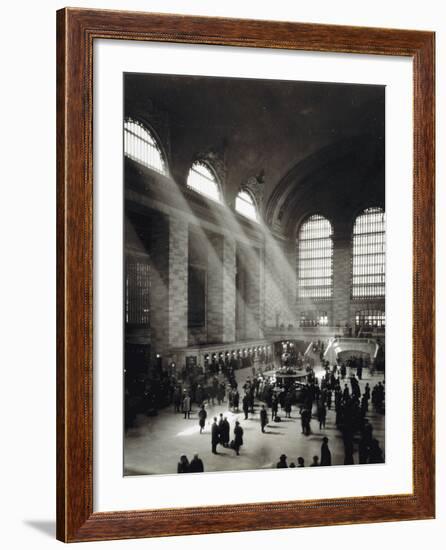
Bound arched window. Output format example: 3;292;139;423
352;207;385;298
187;161;222;203
235;190;259;222
124;118;168;175
297;214;333;299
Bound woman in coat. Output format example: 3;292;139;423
233;421;244;455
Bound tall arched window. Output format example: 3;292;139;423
187;161;222;203
297;214;333;299
352;207;385;298
235;190;258;222
124;118;168;175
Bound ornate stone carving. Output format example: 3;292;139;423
243;169;265;216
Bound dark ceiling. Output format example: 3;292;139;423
125;72;385;230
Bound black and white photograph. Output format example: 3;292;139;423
123;72;386;476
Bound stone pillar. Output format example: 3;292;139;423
332;222;352;327
207;234;236;343
244;246;261;339
167;217;188;349
222;237;236;342
236;250;246;341
149;213;170;357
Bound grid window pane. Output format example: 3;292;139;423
297;214;333;299
299;310;329;327
124;118;168;175
125;259;150;325
355;309;386;328
235;190;258;222
187;161;222;203
352;207;385;298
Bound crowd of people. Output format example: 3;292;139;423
173;355;385;473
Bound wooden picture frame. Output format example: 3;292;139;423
56;7;435;542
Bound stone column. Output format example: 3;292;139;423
207;233;236;343
167;217;188;349
332;222;352;327
149;212;170;357
244;246;261;339
222;237;236;343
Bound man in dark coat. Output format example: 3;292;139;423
301;407;311;435
233;421;244;455
211;417;219;454
173;386;182;413
189;453;204;473
320;436;332;466
242;394;250;420
221;416;230;447
195;385;204;407
233;390;240;411
271;396;279;421
198;404;207;434
284;394;292;418
260;405;268;433
318;402;327;430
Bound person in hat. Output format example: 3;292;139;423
276;454;288;468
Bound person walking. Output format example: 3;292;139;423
198;404;207;434
182;393;192;419
233;421;244;456
320;436;332;466
242;393;250;420
173;386;182;413
233;389;240;412
260;405;268;433
301;407;311;435
284;394;292;418
271;396;279;421
221;416;230;448
211;417;219;454
318;402;327;430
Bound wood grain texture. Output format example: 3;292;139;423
56;7;435;543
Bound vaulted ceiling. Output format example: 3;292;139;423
125;72;384;235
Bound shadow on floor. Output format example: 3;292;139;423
23;520;56;538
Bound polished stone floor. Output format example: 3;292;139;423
124;365;385;476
